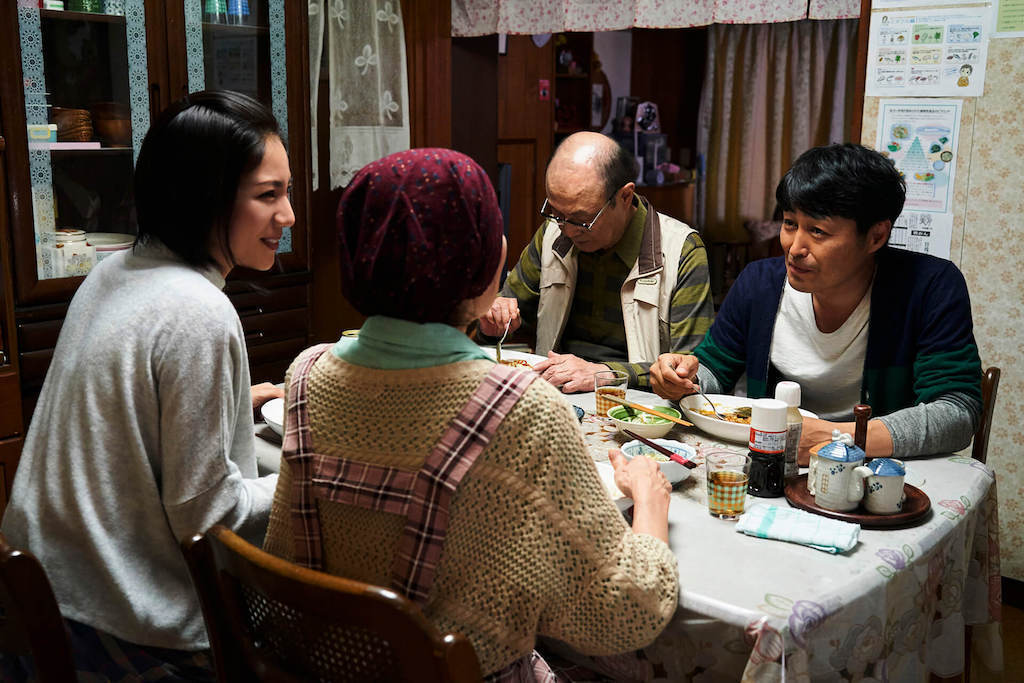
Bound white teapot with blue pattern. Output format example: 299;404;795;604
809;430;868;512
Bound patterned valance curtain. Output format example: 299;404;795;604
309;0;410;190
452;0;860;36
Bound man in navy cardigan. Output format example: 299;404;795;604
651;143;981;462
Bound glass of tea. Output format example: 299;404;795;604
705;451;751;520
594;370;628;417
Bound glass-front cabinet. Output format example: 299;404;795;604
0;0;311;427
2;0;308;304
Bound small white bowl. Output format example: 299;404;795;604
607;404;681;439
620;438;695;484
260;398;285;436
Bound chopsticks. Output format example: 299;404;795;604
601;393;694;427
623;430;698;469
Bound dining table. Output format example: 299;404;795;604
253;381;1003;682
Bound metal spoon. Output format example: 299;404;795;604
695;384;726;420
496;318;512;364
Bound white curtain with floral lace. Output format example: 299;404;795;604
309;0;409;190
451;0;861;35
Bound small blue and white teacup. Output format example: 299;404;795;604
854;458;906;515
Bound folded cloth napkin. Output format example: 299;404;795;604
736;504;860;554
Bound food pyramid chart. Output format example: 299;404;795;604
902;136;930;175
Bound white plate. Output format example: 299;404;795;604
621;438;695;485
84;232;135;249
480;347;547;368
594;461;634;512
679;394;817;444
260;397;285;436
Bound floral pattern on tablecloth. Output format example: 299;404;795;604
580;416;1002;680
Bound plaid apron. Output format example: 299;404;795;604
282;346;561;681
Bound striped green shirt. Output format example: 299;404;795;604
502;200;714;388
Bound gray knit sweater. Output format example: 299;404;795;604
1;241;277;650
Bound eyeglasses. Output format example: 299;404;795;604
539;194;615;233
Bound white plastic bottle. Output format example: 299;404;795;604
775;381;802;480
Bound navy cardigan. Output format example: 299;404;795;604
694;247;982;419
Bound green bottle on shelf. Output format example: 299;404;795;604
205;0;227;23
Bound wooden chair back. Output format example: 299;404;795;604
0;533;75;682
971;366;1001;464
182;525;483;683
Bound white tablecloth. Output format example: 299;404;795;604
254;388;1002;680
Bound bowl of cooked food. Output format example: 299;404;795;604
679;394;816;443
620;438;694;484
607;404;681;439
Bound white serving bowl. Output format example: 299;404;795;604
607;404;681;439
260;397;285;436
679;394;817;443
620;438;695;484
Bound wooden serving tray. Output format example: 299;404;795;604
783;474;931;529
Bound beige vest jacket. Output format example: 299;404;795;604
535;197;696;363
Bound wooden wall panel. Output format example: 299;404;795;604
497;36;554;267
401;0;452;148
630;28;707;168
497;142;537;269
452;36;498;184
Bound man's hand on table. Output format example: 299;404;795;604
798;416;895;465
479;296;521;337
251;382;284;411
650;353;701;401
533;352;609;393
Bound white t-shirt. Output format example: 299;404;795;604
769;279;871;420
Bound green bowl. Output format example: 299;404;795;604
607;405;681;439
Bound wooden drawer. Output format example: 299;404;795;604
0;436;25;522
228;284;308;317
0;370;23;439
18;348;52;391
248;337;309;384
16;318;63;352
240;308;308;348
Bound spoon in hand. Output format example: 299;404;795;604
695;384;726;420
496;318;512;364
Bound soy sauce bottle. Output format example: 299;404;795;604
747;398;787;497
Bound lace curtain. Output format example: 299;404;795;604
308;1;410;190
452;0;861;36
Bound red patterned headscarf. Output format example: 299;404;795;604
337;149;504;324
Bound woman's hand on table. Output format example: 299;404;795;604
479;296;521;337
251;382;284;411
650;353;700;401
609;448;671;543
533;352;608;393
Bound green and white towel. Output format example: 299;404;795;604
736;504;860;553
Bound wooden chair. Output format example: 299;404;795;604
182;525;483;683
971;367;1001;464
0;533;75;682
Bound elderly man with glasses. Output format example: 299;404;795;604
480;131;714;392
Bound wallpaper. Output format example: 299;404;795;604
864;36;1024;581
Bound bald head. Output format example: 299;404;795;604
547;132;631;199
543;132;639;252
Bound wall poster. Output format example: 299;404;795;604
866;6;992;97
875;98;962;259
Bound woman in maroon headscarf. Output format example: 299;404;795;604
263;149;678;680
